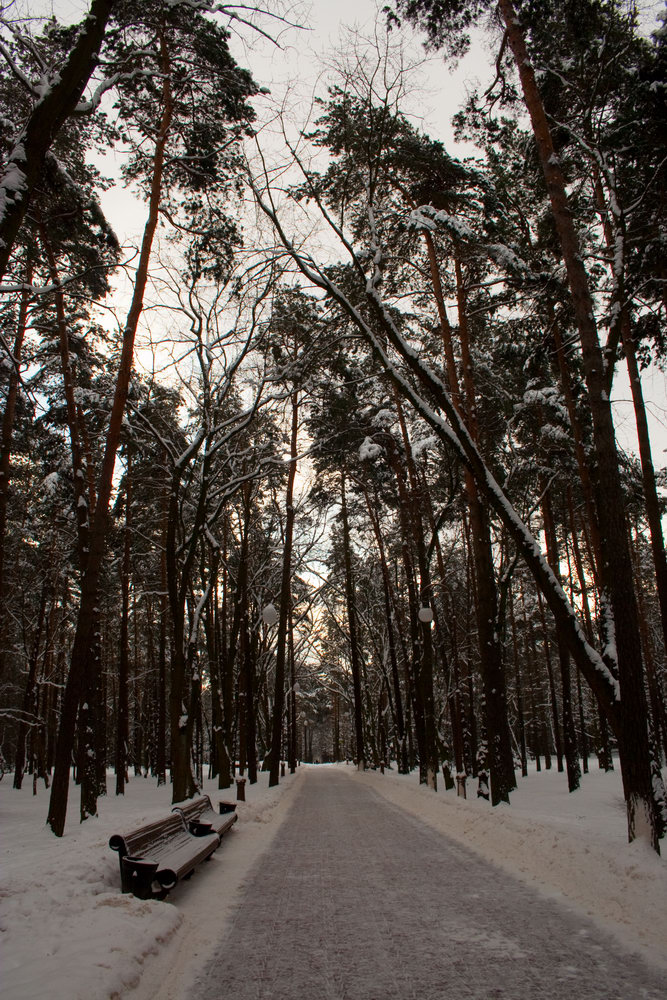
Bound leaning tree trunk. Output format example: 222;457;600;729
256;120;660;846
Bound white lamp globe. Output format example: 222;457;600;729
262;603;279;626
418;605;433;624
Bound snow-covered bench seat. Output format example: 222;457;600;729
171;794;238;839
109;810;219;900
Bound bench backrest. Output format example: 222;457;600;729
172;794;214;823
109;811;187;859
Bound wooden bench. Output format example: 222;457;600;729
171;794;238;839
109;810;220;900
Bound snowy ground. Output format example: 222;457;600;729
0;768;304;1000
1;761;665;999
361;763;667;972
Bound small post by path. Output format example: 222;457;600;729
236;777;246;802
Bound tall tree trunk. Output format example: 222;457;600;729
40;227;103;820
509;586;528;778
499;0;659;848
78;612;103;819
39;228;91;566
425;232;513;801
393;396;439;789
218;519;234;788
0;263;32;679
268;390;299;787
205;573;224;783
288;603;297;773
620;319;667;655
591;162;667;656
156;494;169;787
115;456;132;794
46;29;173;835
542;493;581;792
536;592;564;773
238;492;258;783
14;573;51;789
363;487;408;773
340;467;366;773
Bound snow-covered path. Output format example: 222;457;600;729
191;768;666;1000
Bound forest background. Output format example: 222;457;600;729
1;0;666;856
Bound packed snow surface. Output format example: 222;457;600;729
1;762;665;999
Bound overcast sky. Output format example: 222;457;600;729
34;0;494;152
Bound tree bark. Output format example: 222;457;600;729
362;486;408;772
115;455;132;794
268;390;299;786
426;233;513;802
0;263;31;679
620;318;667;654
498;0;659;848
542;492;581;792
46;25;173;835
340;467;366;772
509;586;528;777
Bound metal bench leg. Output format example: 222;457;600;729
121;856;159;899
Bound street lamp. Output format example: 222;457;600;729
418;605;433;624
262;603;279;626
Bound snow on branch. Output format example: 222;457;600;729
251;174;620;708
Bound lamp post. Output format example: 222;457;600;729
418;605;433;624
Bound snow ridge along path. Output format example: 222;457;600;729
191;767;666;1000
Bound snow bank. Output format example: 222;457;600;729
358;763;667;971
0;768;302;1000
